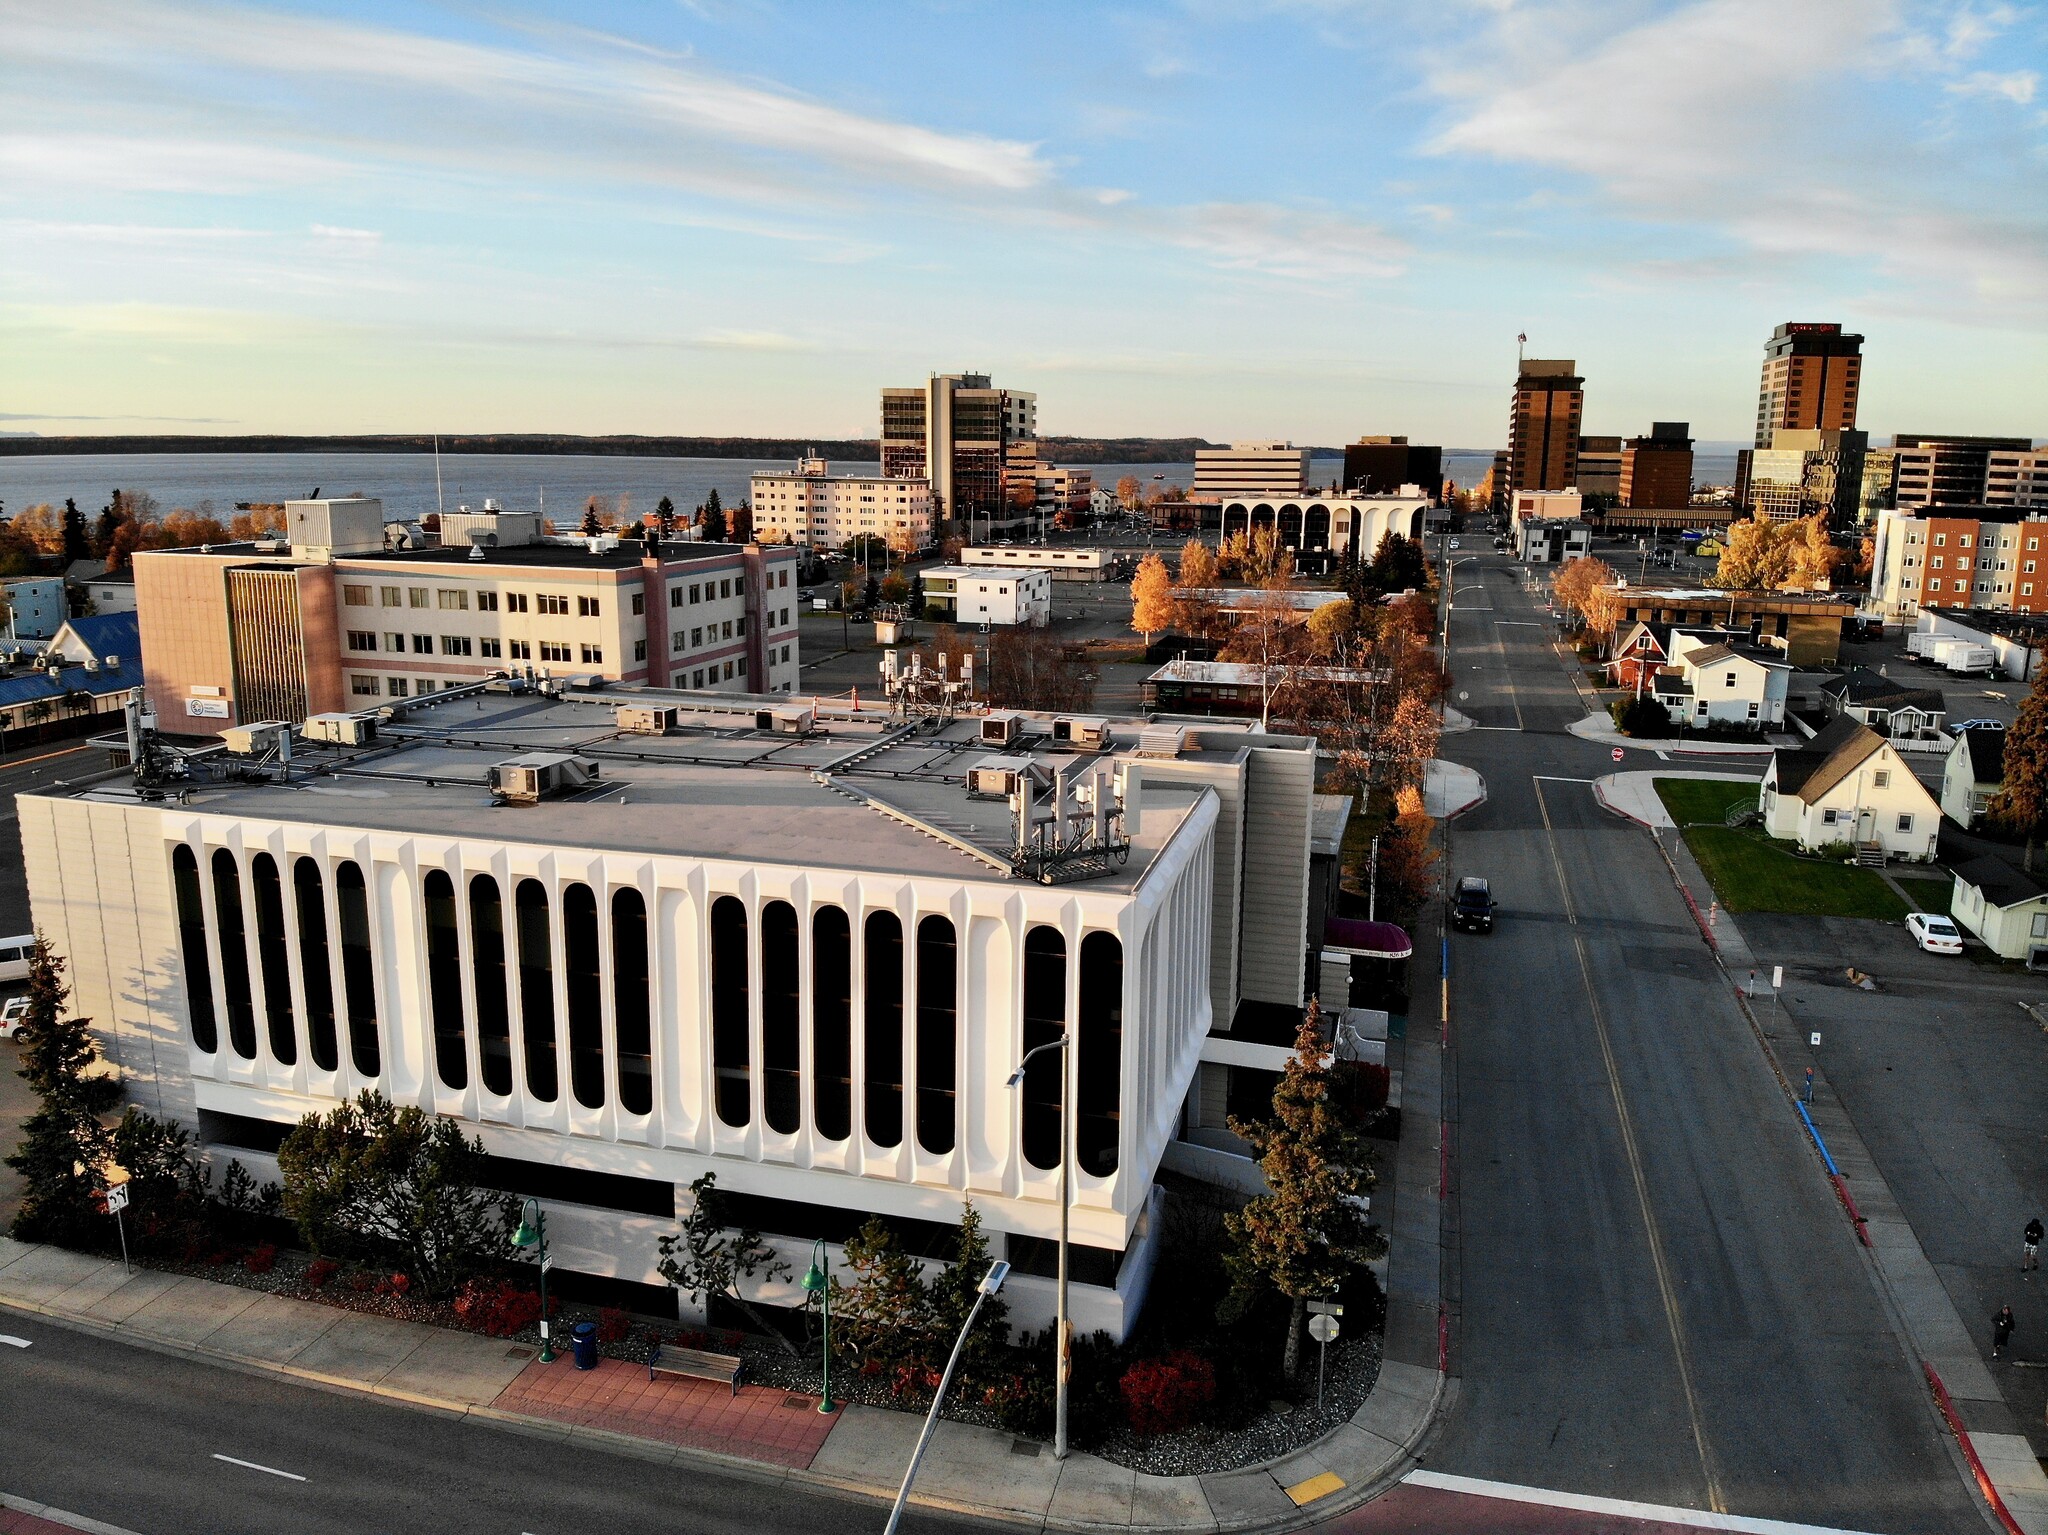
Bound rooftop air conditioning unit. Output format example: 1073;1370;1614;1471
303;712;377;746
222;721;293;756
1137;724;1190;759
981;712;1023;747
967;754;1032;798
1052;715;1110;751
488;752;601;805
617;704;677;735
770;705;816;736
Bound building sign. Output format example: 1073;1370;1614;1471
185;698;230;719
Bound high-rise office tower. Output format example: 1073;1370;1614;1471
880;373;1036;533
1755;323;1862;448
1621;422;1695;508
1508;359;1584;492
1341;435;1444;500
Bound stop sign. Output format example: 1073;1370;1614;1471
1612;747;1625;762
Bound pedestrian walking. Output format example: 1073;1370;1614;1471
1994;1305;2016;1359
2025;1218;2043;1274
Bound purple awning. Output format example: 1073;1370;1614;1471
1323;916;1413;960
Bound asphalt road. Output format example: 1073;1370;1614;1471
1425;552;1983;1533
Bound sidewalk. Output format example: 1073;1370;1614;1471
1422;759;1484;820
1614;818;2048;1535
1592;769;1763;831
1567;712;1780;756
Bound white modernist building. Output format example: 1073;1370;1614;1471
1215;492;1432;562
918;566;1053;626
25;689;1338;1338
960;546;1117;582
750;459;935;554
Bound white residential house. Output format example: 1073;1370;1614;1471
1940;728;2005;828
1653;635;1792;730
1950;854;2048;962
1819;668;1948;742
918;566;1052;626
1760;716;1942;860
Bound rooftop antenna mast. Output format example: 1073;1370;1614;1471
434;434;444;516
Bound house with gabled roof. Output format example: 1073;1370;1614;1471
1819;668;1947;742
1760;715;1941;860
1940;727;2005;829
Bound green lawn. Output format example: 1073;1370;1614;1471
1893;874;1955;916
1682;826;1910;919
1655;777;1763;827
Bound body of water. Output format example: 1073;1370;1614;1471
0;447;1739;524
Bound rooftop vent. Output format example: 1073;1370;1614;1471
968;754;1033;798
488;752;601;806
755;705;816;737
981;712;1024;746
617;704;677;735
1137;724;1190;758
303;712;377;746
1051;715;1110;751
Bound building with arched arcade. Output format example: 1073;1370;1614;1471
1219;490;1435;562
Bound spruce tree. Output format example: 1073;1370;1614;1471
833;1215;934;1381
699;488;727;544
6;939;121;1245
60;499;91;565
655;495;676;536
926;1201;1009;1384
1222;1001;1385;1376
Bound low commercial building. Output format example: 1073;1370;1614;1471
2;577;68;641
1760;716;1941;860
750;459;934;554
23;691;1338;1338
1941;728;2004;828
1518;519;1591;563
918;566;1052;626
1170;587;1350;626
960;546;1118;582
1142;658;1378;719
1610;586;1856;667
1586;504;1736;537
1509;489;1583;523
1193;442;1309;501
135;498;801;733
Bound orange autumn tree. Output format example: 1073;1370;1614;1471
1129;552;1177;644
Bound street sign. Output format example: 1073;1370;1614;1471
1612;748;1625;762
540;1255;554;1273
1308;1313;1339;1344
105;1183;129;1214
1772;966;1784;988
1307;1299;1344;1317
1810;1032;1822;1047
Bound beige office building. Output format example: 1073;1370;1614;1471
880;373;1036;534
1192;442;1310;500
750;459;934;554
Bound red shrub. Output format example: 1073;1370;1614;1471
453;1279;545;1339
347;1271;377;1294
596;1307;631;1347
305;1258;340;1289
243;1243;277;1275
1119;1351;1217;1437
388;1272;411;1296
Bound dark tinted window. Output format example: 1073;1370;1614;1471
423;870;467;1090
762;901;800;1135
915;915;957;1155
469;875;512;1096
563;884;604;1109
171;846;216;1054
515;879;557;1102
1021;926;1066;1171
211;849;257;1060
335;861;380;1076
863;911;903;1148
710;896;750;1127
249;854;296;1066
812;907;851;1142
1077;932;1123;1177
612;888;651;1116
293;858;336;1071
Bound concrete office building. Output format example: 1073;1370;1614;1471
960;546;1118;582
135;499;801;733
1870;504;2048;619
1736;430;1867;524
1518;519;1592;564
1192;443;1311;502
880;374;1036;537
1621;423;1695;509
917;567;1052;627
1216;492;1431;563
22;690;1345;1338
1508;489;1583;523
1893;435;2038;509
1509;360;1584;492
1985;448;2048;509
750;459;935;555
1574;437;1624;501
1002;450;1095;530
1755;323;1863;448
1341;437;1443;500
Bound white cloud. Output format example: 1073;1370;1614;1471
1152;202;1408;281
311;224;382;243
1946;69;2038;102
0;132;337;194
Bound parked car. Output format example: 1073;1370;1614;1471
0;936;32;984
0;995;28;1040
1450;876;1496;934
1951;718;2007;733
1906;912;1964;954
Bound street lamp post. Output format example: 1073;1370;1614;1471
800;1239;839;1415
881;1261;1012;1535
1007;1033;1072;1459
511;1198;555;1364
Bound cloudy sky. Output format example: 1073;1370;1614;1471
3;0;2043;446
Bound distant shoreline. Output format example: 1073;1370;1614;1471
0;433;1369;465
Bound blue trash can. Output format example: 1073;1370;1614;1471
571;1320;599;1371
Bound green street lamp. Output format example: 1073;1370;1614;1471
511;1198;555;1364
800;1239;839;1415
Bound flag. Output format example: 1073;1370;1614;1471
1517;332;1527;344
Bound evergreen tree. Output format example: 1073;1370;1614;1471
1991;662;2048;870
926;1201;1010;1382
92;500;128;561
1222;1001;1385;1376
60;499;91;564
699;488;727;543
833;1215;935;1380
6;938;121;1244
580;500;603;536
655;495;676;536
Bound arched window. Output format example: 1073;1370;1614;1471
335;861;380;1077
1077;932;1123;1177
811;906;851;1142
249;854;296;1066
761;900;801;1135
171;845;216;1054
915;915;957;1155
709;896;751;1127
863;910;903;1148
1021;926;1066;1171
211;849;257;1060
469;875;512;1096
514;879;557;1102
563;883;604;1109
612;888;651;1116
292;858;336;1071
423;870;467;1090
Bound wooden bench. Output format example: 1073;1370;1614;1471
648;1342;745;1396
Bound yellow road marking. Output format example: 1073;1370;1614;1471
1284;1471;1345;1506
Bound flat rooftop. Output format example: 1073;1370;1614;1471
139;540;774;571
68;688;1282;889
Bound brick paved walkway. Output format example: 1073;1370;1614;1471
490;1355;837;1469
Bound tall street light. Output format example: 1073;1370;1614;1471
1007;1033;1072;1460
800;1239;839;1415
510;1198;555;1364
881;1260;1011;1535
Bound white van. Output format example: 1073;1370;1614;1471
0;936;35;984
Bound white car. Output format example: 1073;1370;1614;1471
1449;538;1462;549
0;995;28;1040
1906;912;1964;954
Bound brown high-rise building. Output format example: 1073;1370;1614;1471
1621;422;1695;507
1509;359;1583;492
1755;323;1862;448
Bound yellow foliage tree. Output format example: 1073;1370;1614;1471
1129;552;1177;643
1305;598;1354;660
1178;538;1218;589
1711;516;1794;590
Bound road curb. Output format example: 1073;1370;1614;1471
0;1492;149;1535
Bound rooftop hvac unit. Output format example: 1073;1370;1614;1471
222;721;293;756
303;712;378;746
1137;724;1190;758
769;705;816;736
617;704;677;735
981;712;1023;746
967;754;1033;797
1051;715;1110;751
488;753;601;805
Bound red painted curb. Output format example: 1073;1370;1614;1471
1925;1362;2026;1535
1437;1306;1449;1374
1828;1173;1873;1246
